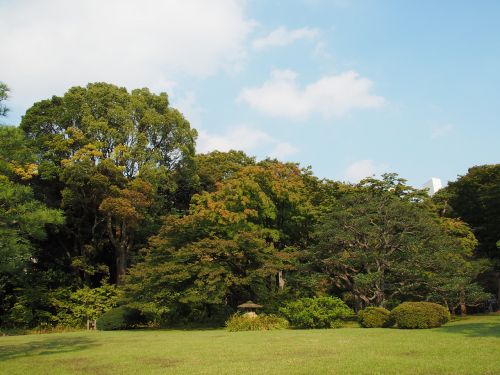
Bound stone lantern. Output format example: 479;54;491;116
237;300;263;318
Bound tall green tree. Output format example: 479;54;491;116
311;175;486;312
124;162;315;323
0;126;64;325
435;164;500;300
20;83;198;285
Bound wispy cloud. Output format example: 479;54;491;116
430;124;454;140
269;142;299;159
197;125;298;160
344;159;388;183
252;26;319;50
238;69;385;121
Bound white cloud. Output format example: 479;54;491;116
430;124;454;140
344;159;387;183
0;0;253;107
238;69;385;120
197;125;298;160
312;41;332;60
269;142;299;159
252;26;319;50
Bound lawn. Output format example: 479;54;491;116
1;314;499;375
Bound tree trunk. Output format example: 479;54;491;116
277;271;285;290
116;244;127;285
459;302;467;315
106;215;129;285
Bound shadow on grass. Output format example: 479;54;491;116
436;322;500;338
0;336;96;361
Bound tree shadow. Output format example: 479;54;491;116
0;335;96;361
436;321;500;338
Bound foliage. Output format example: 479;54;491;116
425;218;489;313
358;307;392;328
3;282;120;329
196;150;255;192
310;174;486;311
0;126;37;180
0;176;63;273
434;164;500;300
125;162;315;323
390;302;450;329
225;313;289;331
19;82;197;285
0;127;64;328
51;284;122;327
0;81;495;331
96;305;144;330
279;296;353;329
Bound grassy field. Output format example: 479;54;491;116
1;314;499;375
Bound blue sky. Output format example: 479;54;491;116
1;0;499;187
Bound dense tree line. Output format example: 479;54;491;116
0;82;497;328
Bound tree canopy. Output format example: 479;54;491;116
310;175;487;312
434;164;500;300
19;83;198;285
0;82;495;329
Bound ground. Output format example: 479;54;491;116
1;314;499;375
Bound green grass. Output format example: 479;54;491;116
1;314;499;375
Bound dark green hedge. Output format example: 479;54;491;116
390;302;450;329
358;307;392;328
279;296;353;329
96;306;144;330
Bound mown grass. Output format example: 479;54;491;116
1;314;499;375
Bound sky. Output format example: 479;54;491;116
1;0;499;187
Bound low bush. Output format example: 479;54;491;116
390;302;450;329
279;296;353;329
225;314;289;331
358;307;392;328
96;305;144;330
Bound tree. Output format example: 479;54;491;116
124;162;315;323
19;83;198;285
423;218;489;313
0;176;63;274
99;178;153;283
0;126;63;274
0;82;9;118
196;150;255;192
310;175;486;311
434;164;500;300
0;126;64;325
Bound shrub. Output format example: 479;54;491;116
225;314;289;331
390;302;450;329
358;307;392;328
96;306;144;330
279;296;353;329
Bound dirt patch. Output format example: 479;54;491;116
52;358;114;375
142;357;183;368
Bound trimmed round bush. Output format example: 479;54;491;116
225;314;289;331
390;302;450;329
96;306;144;330
358;307;392;328
279;296;353;329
